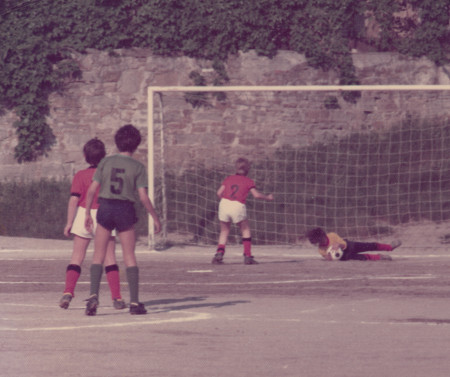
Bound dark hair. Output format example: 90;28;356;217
235;157;250;176
306;228;327;245
115;124;142;152
83;138;106;167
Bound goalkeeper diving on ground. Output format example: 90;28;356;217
307;227;402;261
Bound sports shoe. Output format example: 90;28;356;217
130;302;147;315
211;252;224;264
59;293;73;309
85;294;99;316
244;255;258;265
390;240;402;250
113;299;127;310
380;254;393;261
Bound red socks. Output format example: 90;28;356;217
105;264;122;300
243;238;252;257
216;239;252;257
63;264;81;296
217;245;225;254
64;264;122;300
376;243;393;252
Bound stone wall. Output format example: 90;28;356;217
0;49;449;181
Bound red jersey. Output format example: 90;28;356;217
70;167;100;209
220;174;255;204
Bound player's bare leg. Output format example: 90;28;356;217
213;221;230;264
239;219;251;239
69;235;90;265
103;237;117;265
218;221;231;245
118;227;137;267
92;224;112;264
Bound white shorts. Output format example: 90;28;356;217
71;207;116;238
218;198;247;224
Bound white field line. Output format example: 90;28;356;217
0;311;211;332
0;274;436;286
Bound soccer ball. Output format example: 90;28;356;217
327;246;343;261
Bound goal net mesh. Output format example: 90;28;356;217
149;87;450;251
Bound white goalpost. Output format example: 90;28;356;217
147;85;450;250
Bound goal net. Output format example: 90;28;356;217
147;85;450;251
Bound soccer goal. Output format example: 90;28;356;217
147;85;450;251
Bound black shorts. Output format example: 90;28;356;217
341;240;378;261
96;198;138;232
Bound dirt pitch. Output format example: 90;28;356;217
2;236;450;377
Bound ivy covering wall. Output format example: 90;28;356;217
0;0;449;163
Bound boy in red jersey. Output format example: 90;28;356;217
60;138;126;310
84;124;161;316
307;227;402;261
212;157;274;265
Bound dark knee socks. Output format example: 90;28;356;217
89;264;103;297
126;266;139;304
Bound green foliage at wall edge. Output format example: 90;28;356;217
0;0;448;162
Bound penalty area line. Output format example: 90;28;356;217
143;274;437;286
0;274;436;287
0;311;212;332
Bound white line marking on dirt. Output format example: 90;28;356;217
149;274;436;286
187;270;213;273
226;315;450;327
0;274;436;286
0;311;211;332
3;303;55;308
0;258;60;261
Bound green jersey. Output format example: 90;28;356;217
94;154;148;203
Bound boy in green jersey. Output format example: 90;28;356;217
84;124;161;316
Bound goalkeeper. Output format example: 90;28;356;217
212;157;274;265
307;227;402;261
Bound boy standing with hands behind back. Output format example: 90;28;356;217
84;124;161;316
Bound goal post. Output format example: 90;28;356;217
147;85;450;250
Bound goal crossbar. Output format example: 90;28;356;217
149;85;450;93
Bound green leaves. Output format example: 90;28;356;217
1;0;449;162
0;1;80;162
397;0;450;65
365;0;450;65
